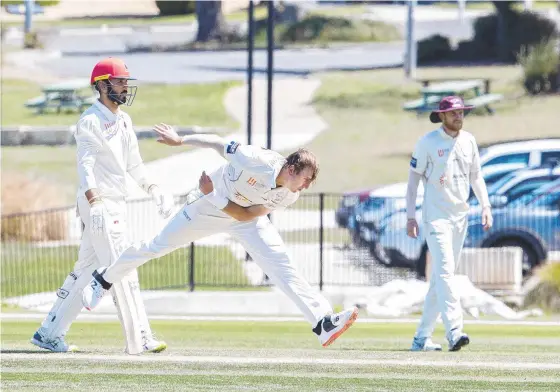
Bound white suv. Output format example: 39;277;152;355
479;138;560;168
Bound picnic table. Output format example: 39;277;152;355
403;78;504;115
25;79;96;114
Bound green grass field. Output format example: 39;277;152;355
0;244;249;298
0;78;239;127
2;319;559;391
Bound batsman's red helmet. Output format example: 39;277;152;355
90;57;136;85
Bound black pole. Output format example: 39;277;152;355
247;0;255;145
319;193;324;291
266;0;275;150
189;242;195;292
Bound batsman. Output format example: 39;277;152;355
31;57;174;354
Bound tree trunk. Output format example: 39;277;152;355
195;0;228;42
492;1;515;61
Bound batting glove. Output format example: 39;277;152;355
149;185;175;219
89;201;107;237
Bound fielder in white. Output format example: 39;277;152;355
31;58;174;354
406;96;493;352
83;124;359;347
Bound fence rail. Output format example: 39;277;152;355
2;192;558;302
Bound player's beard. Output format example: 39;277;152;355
444;119;462;132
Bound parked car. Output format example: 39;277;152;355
338;139;559;231
478;138;560;169
376;165;560;277
356;164;517;253
335;188;375;228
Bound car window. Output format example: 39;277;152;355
541;151;560;165
505;177;560;202
484;153;531;167
488;172;517;195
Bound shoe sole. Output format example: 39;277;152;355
145;343;167;354
30;338;78;353
411;346;442;352
449;336;470;352
322;307;359;348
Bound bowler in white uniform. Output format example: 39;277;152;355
406;96;493;352
83;124;359;348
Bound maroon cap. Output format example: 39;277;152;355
429;96;473;123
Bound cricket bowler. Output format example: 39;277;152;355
406;96;493;352
31;57;174;354
83;124;359;347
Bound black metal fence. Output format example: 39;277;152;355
2;192;558;301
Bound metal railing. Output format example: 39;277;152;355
2;192;558;301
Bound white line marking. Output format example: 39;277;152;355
2;313;559;326
4;353;560;371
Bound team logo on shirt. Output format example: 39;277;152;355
437;148;450;157
226;141;240;154
439;174;447;187
247;177;257;186
410;157;417;168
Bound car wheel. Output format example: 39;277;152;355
492;239;538;276
369;242;391;265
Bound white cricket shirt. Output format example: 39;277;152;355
75;100;146;199
209;141;299;211
410;127;481;222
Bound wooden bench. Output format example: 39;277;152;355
25;79;94;114
419;77;492;95
465;93;504;114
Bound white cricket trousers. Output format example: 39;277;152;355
38;196;154;354
103;193;333;325
415;217;468;342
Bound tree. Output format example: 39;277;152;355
195;0;229;42
492;1;516;61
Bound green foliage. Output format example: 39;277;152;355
155;1;195;16
466;8;558;63
541;262;560;292
280;15;400;44
523;262;560;312
518;39;559;77
518;39;560;94
417;34;452;65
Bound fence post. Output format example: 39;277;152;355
189;242;195;292
319;193;324;291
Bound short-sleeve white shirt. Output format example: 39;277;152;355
410;127;481;222
209;141;299;211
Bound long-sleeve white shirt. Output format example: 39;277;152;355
208;141;299;211
75;100;151;199
407;127;490;223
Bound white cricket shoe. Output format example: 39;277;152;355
30;331;78;353
82;268;112;310
314;307;359;347
410;337;442;352
143;333;168;353
448;329;470;352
